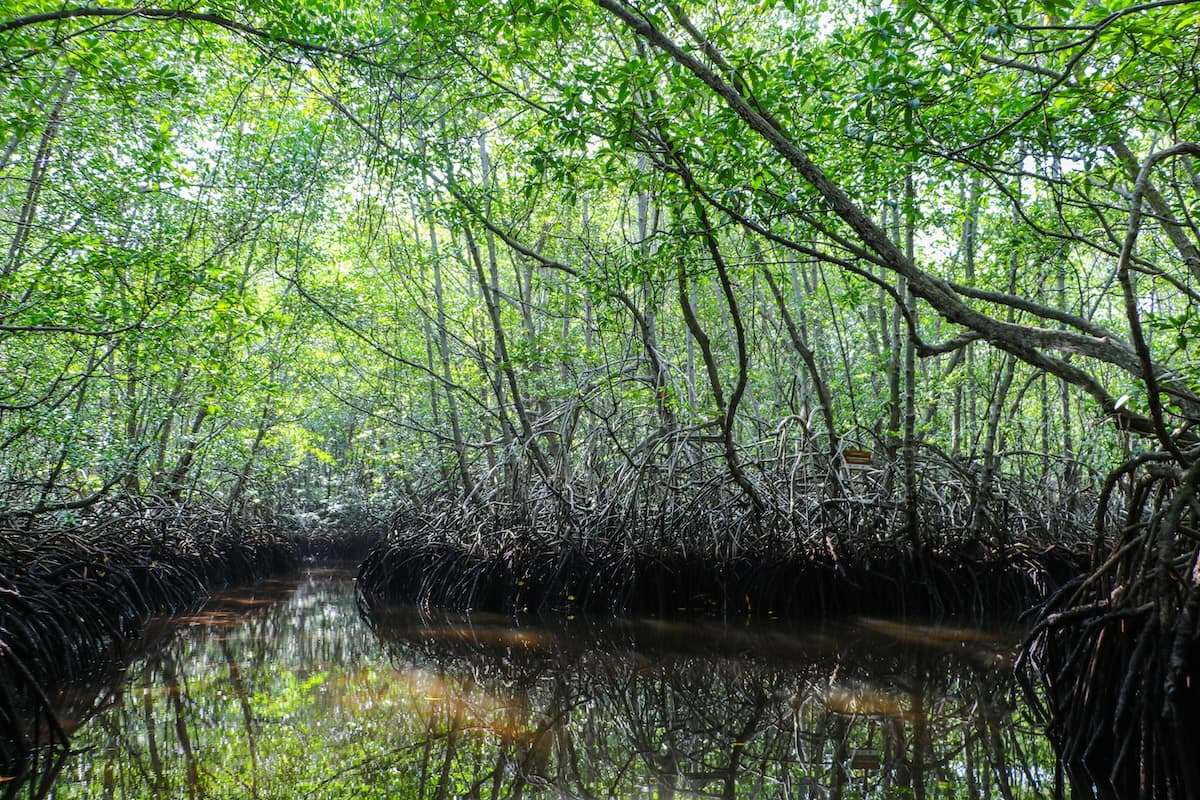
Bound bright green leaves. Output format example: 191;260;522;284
0;1;362;511
1147;307;1200;391
475;0;588;59
0;0;1194;521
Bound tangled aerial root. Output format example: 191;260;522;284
358;442;1094;620
357;502;1086;621
1021;456;1200;800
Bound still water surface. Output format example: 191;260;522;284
45;567;1062;798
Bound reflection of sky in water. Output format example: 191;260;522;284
43;567;1058;799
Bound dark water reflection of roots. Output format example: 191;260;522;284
362;602;1057;798
7;568;1065;799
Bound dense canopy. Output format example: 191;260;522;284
4;1;1200;794
4;1;1198;523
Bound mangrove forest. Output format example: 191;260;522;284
2;0;1199;797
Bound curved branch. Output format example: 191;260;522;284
0;7;380;62
1116;142;1200;461
947;281;1117;341
595;0;1196;429
1112;139;1200;284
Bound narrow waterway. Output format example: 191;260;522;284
27;567;1062;798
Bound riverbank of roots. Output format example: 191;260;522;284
0;499;294;790
1021;455;1200;800
359;451;1090;621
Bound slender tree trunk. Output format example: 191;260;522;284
419;146;475;501
226;403;272;515
472;134;552;493
885;203;902;463
122;354;142;494
153;364;191;485
685;200;765;515
165;404;210;502
4;69;75;288
33;348;89;505
972;240;1020;543
1057;256;1077;510
581;194;596;354
956;174;981;456
464;135;553;488
902;174;920;550
763;268;840;461
685;280;698;409
635;159;676;432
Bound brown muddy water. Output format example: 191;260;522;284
17;567;1063;798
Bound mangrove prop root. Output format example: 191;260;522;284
356;455;1090;619
1022;455;1200;800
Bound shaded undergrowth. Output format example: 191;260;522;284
291;507;387;562
0;499;294;789
359;448;1094;620
359;526;1084;620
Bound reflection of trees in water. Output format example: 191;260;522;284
367;609;1061;799
1;592;209;800
8;569;376;799
87;570;390;797
34;573;1060;799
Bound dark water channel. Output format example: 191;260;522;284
27;568;1063;798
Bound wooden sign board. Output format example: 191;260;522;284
848;749;881;770
843;449;874;469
